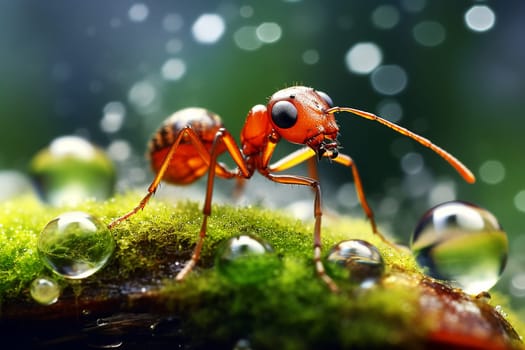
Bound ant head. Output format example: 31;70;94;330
268;86;340;158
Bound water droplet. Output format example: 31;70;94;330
192;13;225;44
215;235;280;284
38;212;115;279
30;276;61;305
326;239;384;286
465;5;496;33
29;136;116;206
345;42;383;75
411;201;508;294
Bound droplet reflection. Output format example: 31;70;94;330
411;201;508;294
326;239;384;286
38;212;115;279
215;235;280;284
30;276;61;305
29;136;116;206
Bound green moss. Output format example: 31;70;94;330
0;193;523;349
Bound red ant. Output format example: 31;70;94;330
108;86;475;292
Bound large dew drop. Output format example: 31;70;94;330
29;136;116;206
326;239;385;286
38;212;115;279
215;235;280;285
411;201;508;294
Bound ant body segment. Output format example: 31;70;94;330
109;86;475;292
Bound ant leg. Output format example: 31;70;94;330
265;173;339;293
267;147;384;239
108;126;228;230
328;153;401;246
176;128;251;281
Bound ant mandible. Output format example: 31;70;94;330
108;85;475;292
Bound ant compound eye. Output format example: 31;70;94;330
316;91;334;108
271;101;298;129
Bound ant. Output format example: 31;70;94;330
108;86;475;292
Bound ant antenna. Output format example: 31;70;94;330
326;106;476;184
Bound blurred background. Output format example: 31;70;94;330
1;1;524;311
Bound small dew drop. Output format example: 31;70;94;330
371;5;400;30
411;201;508;294
192;13;226;44
161;58;186;81
38;212;115;279
370;64;408;96
479;160;505;185
345;42;383;75
128;3;149;23
302;49;320;65
215;235;280;284
30;277;60;305
413;21;446;47
465;5;496;33
326;239;384;286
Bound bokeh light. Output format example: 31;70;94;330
345;42;382;75
192;14;226;44
465;5;496;32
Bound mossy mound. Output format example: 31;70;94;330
0;194;523;349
